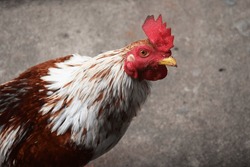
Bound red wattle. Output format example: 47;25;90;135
141;65;168;81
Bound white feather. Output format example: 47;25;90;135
0;126;21;164
40;51;151;158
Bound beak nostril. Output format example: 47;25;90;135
167;50;172;57
163;50;172;58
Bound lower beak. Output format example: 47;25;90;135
158;56;177;67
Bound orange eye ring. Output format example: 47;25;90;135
140;50;149;57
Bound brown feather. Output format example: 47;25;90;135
0;55;94;166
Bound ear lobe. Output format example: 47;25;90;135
127;54;135;62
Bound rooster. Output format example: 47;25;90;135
0;15;177;167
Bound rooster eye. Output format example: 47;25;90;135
140;50;149;57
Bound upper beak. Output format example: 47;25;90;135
158;56;177;67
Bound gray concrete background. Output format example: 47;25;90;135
0;0;250;166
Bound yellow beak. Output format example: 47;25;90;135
158;56;177;67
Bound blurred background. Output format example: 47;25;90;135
0;0;250;166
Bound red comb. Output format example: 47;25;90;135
142;15;174;52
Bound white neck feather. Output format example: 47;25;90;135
40;50;151;155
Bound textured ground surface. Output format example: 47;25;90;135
0;0;250;167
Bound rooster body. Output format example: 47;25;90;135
0;15;177;166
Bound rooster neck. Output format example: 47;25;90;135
40;51;151;155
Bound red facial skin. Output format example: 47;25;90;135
124;44;172;81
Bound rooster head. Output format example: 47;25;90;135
124;15;177;81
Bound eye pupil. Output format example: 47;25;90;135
140;50;148;57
